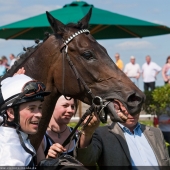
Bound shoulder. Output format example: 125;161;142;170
125;62;131;66
95;125;109;134
141;124;162;134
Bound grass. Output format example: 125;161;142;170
69;120;153;128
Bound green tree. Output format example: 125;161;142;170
143;84;170;115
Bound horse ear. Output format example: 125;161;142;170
78;8;92;29
46;11;66;34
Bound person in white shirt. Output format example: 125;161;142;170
142;55;161;91
124;56;140;85
9;53;17;68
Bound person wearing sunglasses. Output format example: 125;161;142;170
0;74;50;166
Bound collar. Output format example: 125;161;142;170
0;126;28;140
118;122;141;134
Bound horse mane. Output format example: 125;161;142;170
0;18;90;83
0;45;38;81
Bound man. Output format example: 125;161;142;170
115;53;124;70
124;56;140;85
75;107;170;168
1;55;10;72
9;53;17;68
0;73;50;166
142;55;161;91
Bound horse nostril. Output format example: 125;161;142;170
127;93;142;105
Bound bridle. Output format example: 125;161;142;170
60;29;110;115
59;29;111;147
58;29;125;148
60;29;95;100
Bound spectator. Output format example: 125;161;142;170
1;55;10;72
75;111;170;167
162;56;170;84
36;95;78;163
9;53;17;68
115;53;124;70
142;55;161;91
0;58;6;77
124;56;140;85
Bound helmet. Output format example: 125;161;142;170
0;74;50;124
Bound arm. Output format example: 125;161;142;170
79;114;100;148
154;63;162;78
13;67;25;76
37;136;66;163
46;143;66;159
158;128;170;164
162;65;168;82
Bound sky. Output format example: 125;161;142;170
0;0;170;91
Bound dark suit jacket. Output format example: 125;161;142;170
76;123;170;168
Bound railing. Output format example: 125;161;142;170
71;114;155;122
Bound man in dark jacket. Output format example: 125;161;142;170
75;112;170;169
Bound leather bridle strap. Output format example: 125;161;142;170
62;47;95;100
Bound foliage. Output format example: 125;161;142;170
143;84;170;115
139;120;153;126
69;120;153;128
143;90;157;115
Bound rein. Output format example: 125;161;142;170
59;29;110;147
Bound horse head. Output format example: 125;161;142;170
46;8;145;120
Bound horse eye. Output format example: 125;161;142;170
82;51;95;60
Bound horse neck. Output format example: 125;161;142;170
23;35;62;84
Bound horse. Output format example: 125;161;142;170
1;8;145;150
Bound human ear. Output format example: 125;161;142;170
6;108;15;121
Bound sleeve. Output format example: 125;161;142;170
158;128;170;165
154;63;162;72
75;129;102;166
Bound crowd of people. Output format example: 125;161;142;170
115;53;170;91
0;54;17;77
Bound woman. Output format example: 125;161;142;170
37;95;78;163
162;56;170;84
0;73;50;166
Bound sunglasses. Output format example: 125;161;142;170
22;80;46;97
